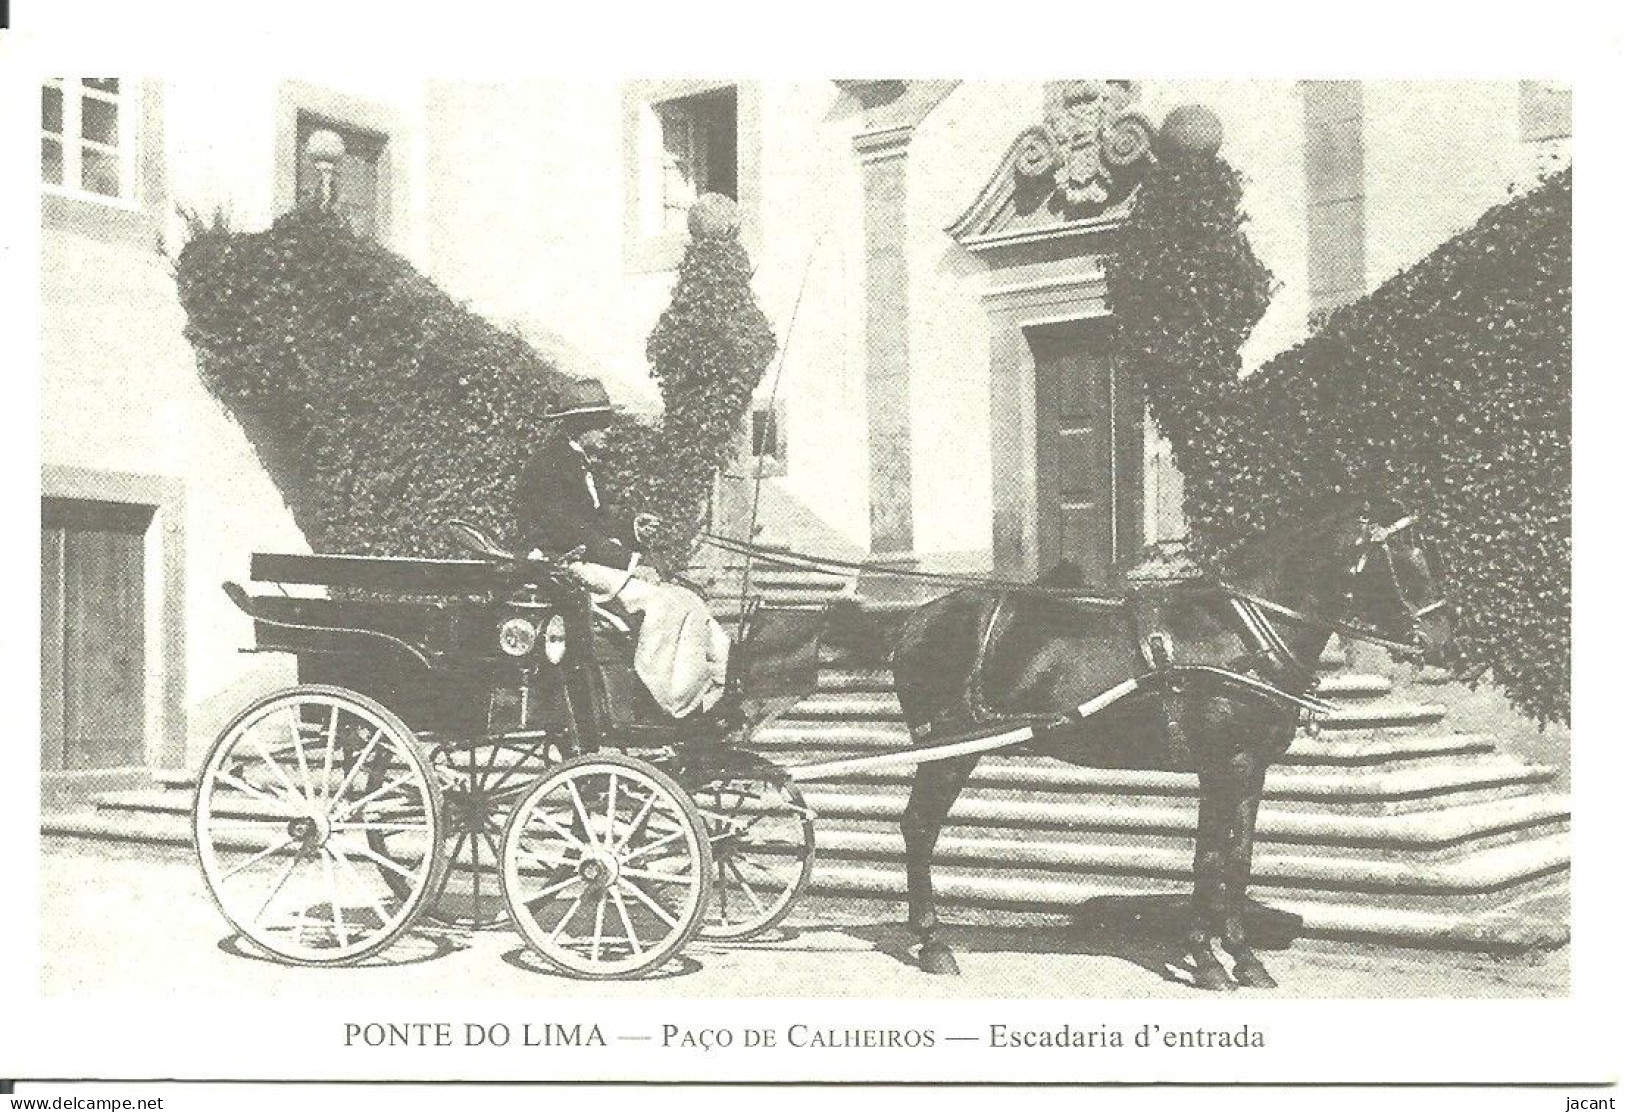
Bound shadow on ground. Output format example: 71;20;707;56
836;895;1304;991
500;946;705;981
218;930;468;968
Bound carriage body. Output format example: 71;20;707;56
197;545;825;975
228;551;602;746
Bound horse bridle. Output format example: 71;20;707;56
1347;514;1452;632
1228;513;1450;666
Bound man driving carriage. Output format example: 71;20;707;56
514;378;730;719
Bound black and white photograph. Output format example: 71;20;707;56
2;0;1617;1095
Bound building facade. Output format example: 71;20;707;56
37;77;1570;786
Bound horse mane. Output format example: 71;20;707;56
1204;492;1383;580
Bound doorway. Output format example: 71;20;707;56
1028;320;1143;583
40;498;151;772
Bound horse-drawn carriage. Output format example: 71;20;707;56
193;523;823;979
195;501;1452;990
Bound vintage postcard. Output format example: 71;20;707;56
2;0;1617;1095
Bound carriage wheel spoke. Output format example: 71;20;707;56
319;706;341;808
607;886;643;954
550;892;588;942
322;848;351;948
620;827;686;865
518;841;580;874
445;829;472;880
325;727;385;815
619;877;680;929
528;807;588;850
252;847;306;924
589;893;608;962
565;782;600;851
212;769;301;817
522;873;582;909
621;864;693;885
290;717;316;804
219;836;300;883
726;859;769;916
616;789;659;852
471;820;484;914
250;731;311;815
484;736;550;795
333;769;419;824
341;837;425;884
326;841;394;932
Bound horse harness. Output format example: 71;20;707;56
951;584;1336;768
951;517;1442;766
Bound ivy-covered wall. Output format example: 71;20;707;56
175;209;573;559
174;202;774;576
1109;162;1571;724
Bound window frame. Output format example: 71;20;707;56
272;81;409;253
623;79;760;273
41;78;142;212
41;79;165;251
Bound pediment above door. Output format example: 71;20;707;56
948;80;1155;259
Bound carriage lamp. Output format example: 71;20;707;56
542;614;569;664
499;616;539;657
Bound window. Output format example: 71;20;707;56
41;78;137;205
749;398;787;476
293;111;389;239
649;87;738;235
1300;80;1366;313
624;81;757;272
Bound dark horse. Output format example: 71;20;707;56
890;498;1455;991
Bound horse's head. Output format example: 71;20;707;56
1337;500;1455;668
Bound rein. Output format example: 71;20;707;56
1226;589;1426;663
701;532;1129;605
704;515;1438;663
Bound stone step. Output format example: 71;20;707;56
804;864;1568;951
91;782;1566;859
777;692;1444;731
807;825;1568;898
797;790;1566;852
777;749;1557;815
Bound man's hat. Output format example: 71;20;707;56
544;377;616;424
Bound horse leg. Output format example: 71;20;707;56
1189;770;1238;992
901;755;979;976
1220;750;1277;989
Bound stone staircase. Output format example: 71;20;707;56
706;563;1571;951
43;561;1569;951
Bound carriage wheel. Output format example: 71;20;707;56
192;685;446;966
692;769;815;941
500;754;712;979
412;735;565;929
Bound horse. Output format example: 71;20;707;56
889;497;1455;991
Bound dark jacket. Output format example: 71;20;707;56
513;435;634;568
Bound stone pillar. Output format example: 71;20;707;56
854;123;915;555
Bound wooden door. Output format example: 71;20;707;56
40;499;150;771
1029;321;1143;585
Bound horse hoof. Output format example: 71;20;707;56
1190;960;1237;992
918;941;961;976
1230;957;1277;990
